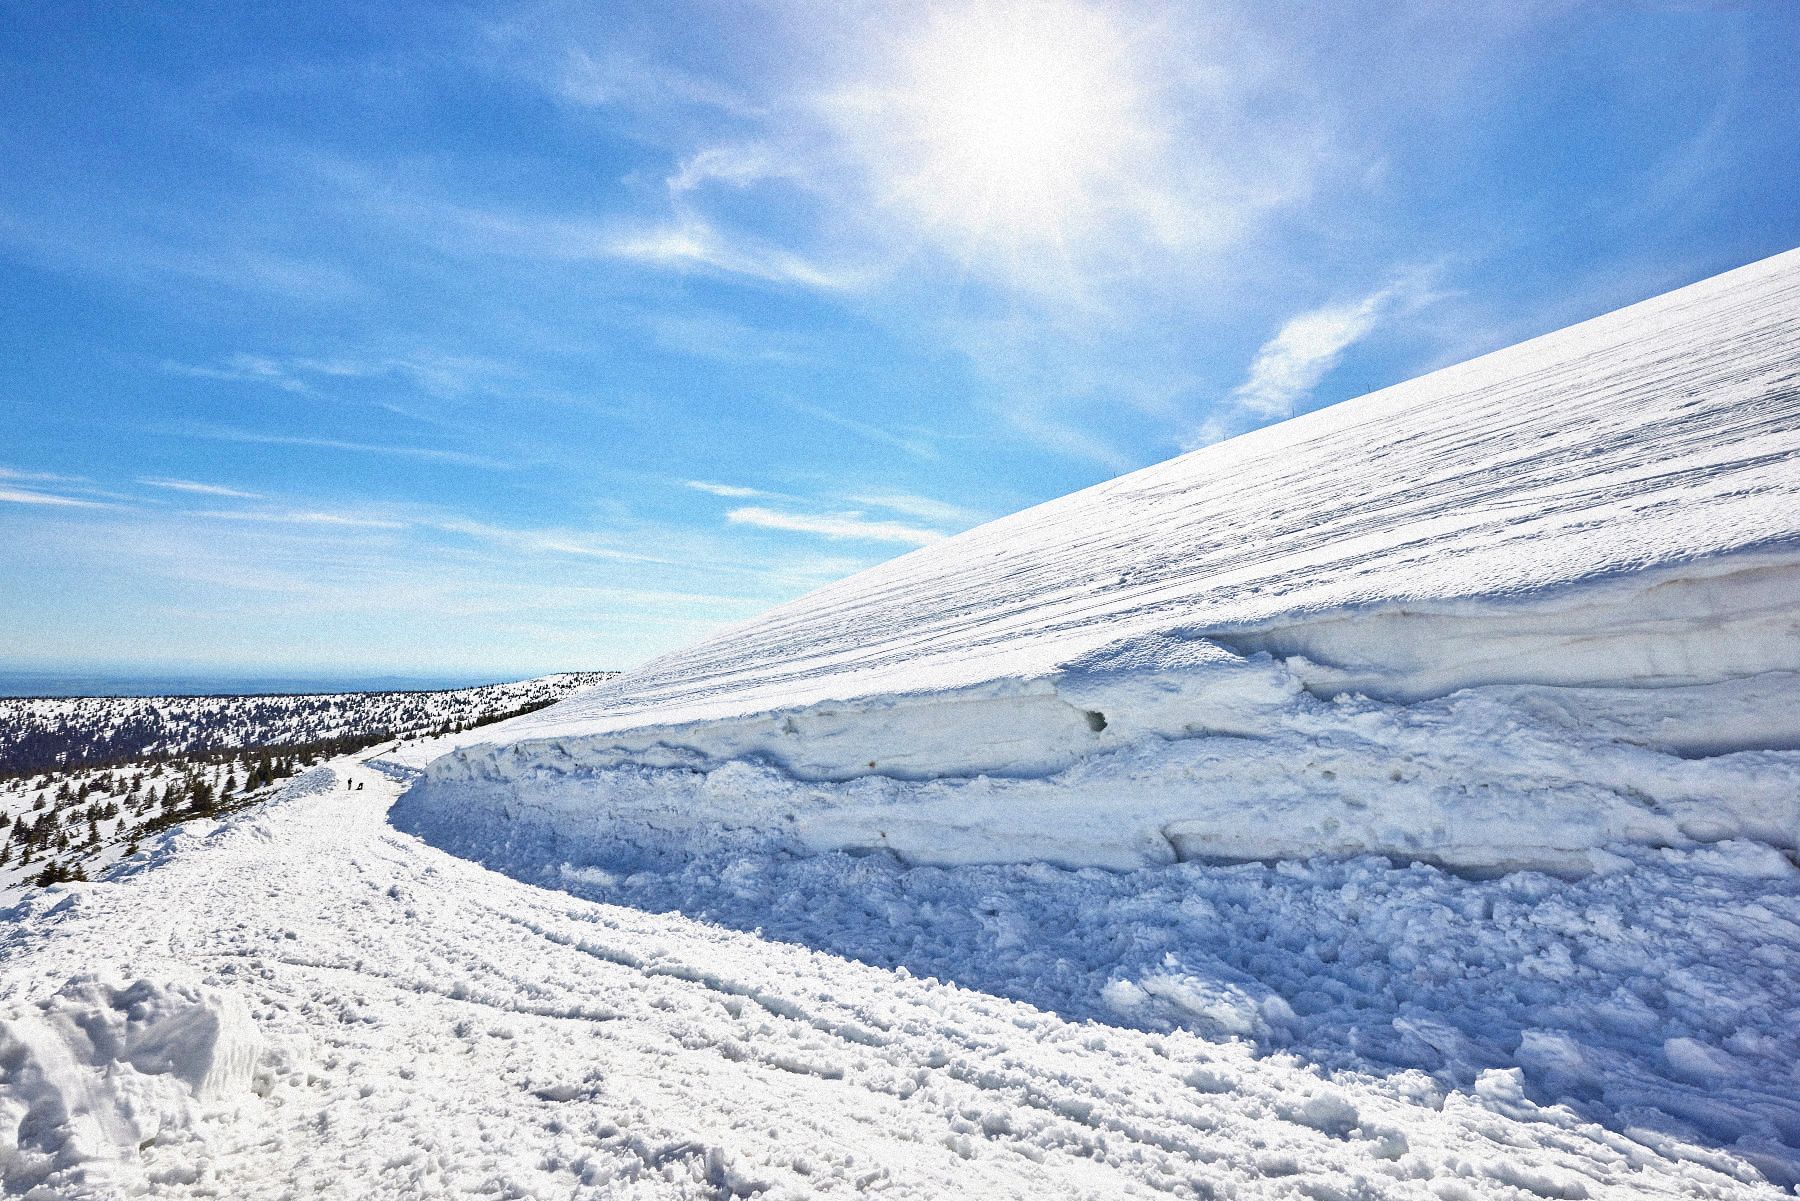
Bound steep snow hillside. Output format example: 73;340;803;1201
397;248;1800;876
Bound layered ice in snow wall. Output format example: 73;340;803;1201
393;248;1800;876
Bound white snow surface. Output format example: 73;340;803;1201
2;759;1797;1197
399;247;1800;874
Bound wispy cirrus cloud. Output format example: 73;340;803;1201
667;143;788;195
1;465;86;485
683;480;773;499
550;46;759;118
0;486;113;509
845;491;985;527
162;349;517;402
188;508;408;530
608;219;862;292
726;505;945;546
1;466;126;509
179;426;513;470
310;153;861;298
784;397;939;461
162;353;310;393
139;477;263;499
429;518;669;564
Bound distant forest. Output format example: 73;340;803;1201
0;674;612;779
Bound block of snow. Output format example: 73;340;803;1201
0;977;263;1196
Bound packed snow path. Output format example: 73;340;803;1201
1;760;1794;1198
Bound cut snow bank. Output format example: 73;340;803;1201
394;248;1800;876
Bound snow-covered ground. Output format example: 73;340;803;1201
2;759;1794;1198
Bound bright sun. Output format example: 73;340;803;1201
882;1;1150;250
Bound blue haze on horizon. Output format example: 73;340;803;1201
2;0;1797;677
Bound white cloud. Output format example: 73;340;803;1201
785;397;938;460
428;518;670;565
140;477;263;499
0;465;84;484
552;48;757;118
726;506;945;546
162;350;510;402
608;219;861;292
0;487;110;509
181;426;512;470
161;353;312;393
845;491;984;527
1192;272;1439;446
683;480;771;499
1230;296;1390;420
190;508;408;530
667;143;784;195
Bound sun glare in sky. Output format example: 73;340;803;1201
879;1;1151;252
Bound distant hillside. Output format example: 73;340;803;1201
0;672;614;779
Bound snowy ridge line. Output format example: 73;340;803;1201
398;247;1800;876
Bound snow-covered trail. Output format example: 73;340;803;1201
0;760;1788;1198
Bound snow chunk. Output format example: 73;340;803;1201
0;977;263;1197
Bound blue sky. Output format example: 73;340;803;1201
2;0;1796;677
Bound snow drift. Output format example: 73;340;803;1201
394;248;1800;876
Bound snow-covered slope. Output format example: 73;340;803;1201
397;248;1800;875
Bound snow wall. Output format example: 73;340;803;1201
392;248;1800;878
